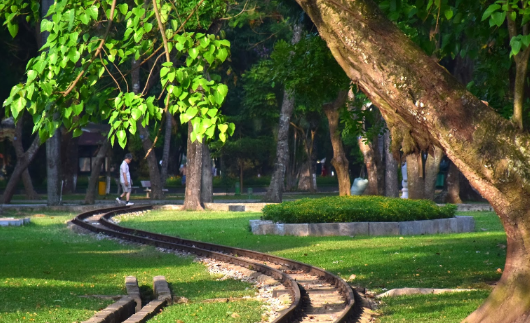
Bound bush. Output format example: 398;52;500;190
262;196;457;223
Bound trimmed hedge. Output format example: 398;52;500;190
262;196;457;223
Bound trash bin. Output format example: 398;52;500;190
235;182;240;195
98;181;106;195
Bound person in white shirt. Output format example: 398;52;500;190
116;153;134;206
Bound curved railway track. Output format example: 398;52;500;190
72;205;363;323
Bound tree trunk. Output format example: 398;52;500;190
2;135;41;203
507;18;530;130
160;110;172;187
384;130;399;197
61;131;79;194
323;91;350;196
12;115;38;200
295;0;530;320
84;140;110;205
131;58;163;199
445;161;462;204
264;24;302;202
406;153;424;199
424;147;443;201
358;137;383;195
201;143;213;203
298;161;312;191
46;130;62;205
183;123;203;210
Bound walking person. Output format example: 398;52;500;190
116;153;134;206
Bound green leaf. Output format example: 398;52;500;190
510;11;516;21
218;123;228;133
73;102;83;116
11;97;26;119
214;84;228;105
7;21;18;38
207;108;218;117
189;48;199;60
219;132;226;142
217;48;228;62
144;23;153;33
511;38;522;57
131;108;142;120
27;70;37;83
522;35;530;48
227;123;235;136
482;4;501;21
41;19;53;32
444;9;453;20
490;11;506;27
87;5;99;21
117;129;127;149
118;4;128;15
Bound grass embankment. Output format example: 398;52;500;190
120;210;505;323
0;211;261;323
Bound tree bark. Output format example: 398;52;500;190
424;147;444;201
84;140;110;205
295;0;530;320
264;24;302;202
11;115;38;200
131;58;163;199
183;122;203;210
323;91;350;196
2;135;41;203
358;136;383;195
406;153;424;199
201;143;213;203
384;130;399;197
61;130;79;194
445;161;462;204
46;130;62;205
160;110;172;187
298;160;313;191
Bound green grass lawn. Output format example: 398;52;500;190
0;211;260;323
118;210;506;323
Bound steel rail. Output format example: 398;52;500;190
72;205;359;322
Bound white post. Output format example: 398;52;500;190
401;162;409;199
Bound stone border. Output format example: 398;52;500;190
82;296;136;323
249;216;475;236
0;217;30;226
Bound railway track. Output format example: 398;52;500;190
72;205;363;323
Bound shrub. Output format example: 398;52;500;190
262;196;457;223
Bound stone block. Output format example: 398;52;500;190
339;222;369;236
82;296;135;323
228;205;245;212
123;299;167;323
417;220;436;235
399;221;416;235
369;222;400;236
256;223;277;235
309;223;340;236
284;223;309;236
456;216;475;233
434;219;454;234
153;276;172;303
125;276;141;312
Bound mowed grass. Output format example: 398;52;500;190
119;210;506;323
0;211;260;323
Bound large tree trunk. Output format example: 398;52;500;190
61;131;79;194
46;130;62;205
323;91;350;196
406;153;424;199
264;24;302;202
131;58;163;199
358;136;383;195
424;146;444;201
445;161;462;204
295;0;530;321
2;135;41;203
201;143;213;203
84;140;110;205
160;110;172;187
383;130;399;197
298;160;313;191
183;123;203;210
12;115;38;200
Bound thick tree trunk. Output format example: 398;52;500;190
61;131;79;194
264;24;302;202
201;143;213;203
84;140;110;205
358;137;383;195
160;110;172;187
12;116;38;200
445;161;462;204
507;18;530;130
298;161;313;191
406;153;424;199
323;91;350;196
131;58;163;199
46;130;62;205
2;135;41;203
183;123;203;210
295;0;530;321
384;130;399;197
424;147;444;201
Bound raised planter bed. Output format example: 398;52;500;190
249;216;475;236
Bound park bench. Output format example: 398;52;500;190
141;180;168;198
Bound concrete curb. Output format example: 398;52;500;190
0;217;30;226
250;216;475;237
122;300;166;323
81;296;136;323
125;276;141;312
